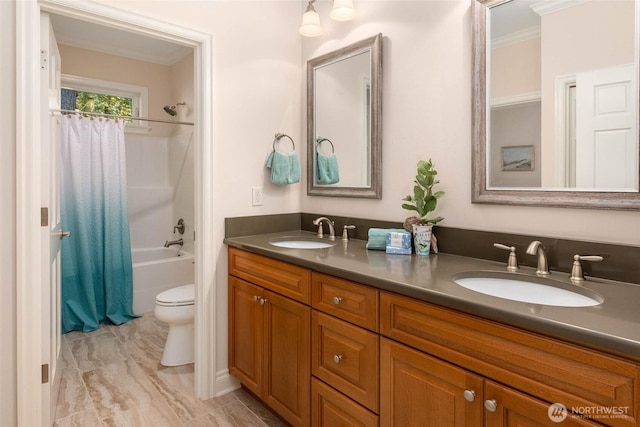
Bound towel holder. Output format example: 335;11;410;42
273;133;295;152
316;137;335;154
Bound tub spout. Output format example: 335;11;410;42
164;238;184;248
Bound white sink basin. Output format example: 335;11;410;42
452;271;603;307
269;238;335;249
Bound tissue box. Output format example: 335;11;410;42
385;246;412;255
386;230;412;254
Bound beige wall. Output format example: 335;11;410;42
491;37;541;100
58;44;177;137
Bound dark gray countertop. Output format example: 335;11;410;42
224;231;640;361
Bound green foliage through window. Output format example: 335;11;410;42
74;91;133;117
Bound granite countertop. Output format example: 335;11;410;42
224;231;640;361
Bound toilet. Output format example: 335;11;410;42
154;283;195;366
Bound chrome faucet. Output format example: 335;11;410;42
164;238;183;248
313;217;335;240
526;240;550;277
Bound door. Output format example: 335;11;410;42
263;290;311;427
575;64;637;188
40;12;63;425
228;277;263;396
380;338;484;427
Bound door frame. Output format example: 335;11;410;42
16;1;217;425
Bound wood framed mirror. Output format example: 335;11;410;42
472;0;640;209
306;33;383;198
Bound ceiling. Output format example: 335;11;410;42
49;13;193;66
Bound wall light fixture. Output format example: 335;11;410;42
299;0;355;37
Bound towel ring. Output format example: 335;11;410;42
273;133;295;152
316;137;335;154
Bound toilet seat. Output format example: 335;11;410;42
156;283;195;307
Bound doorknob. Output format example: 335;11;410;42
53;230;71;240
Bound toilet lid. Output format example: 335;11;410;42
156;284;195;306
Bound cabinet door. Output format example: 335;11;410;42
228;277;263;396
484;381;602;427
380;338;483;427
263;290;311;427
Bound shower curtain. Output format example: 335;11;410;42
60;115;138;333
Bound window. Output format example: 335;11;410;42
61;74;149;134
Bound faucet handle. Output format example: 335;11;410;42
342;225;356;242
570;254;603;284
494;243;519;272
316;222;324;238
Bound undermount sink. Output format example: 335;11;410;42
452;271;604;307
269;237;335;249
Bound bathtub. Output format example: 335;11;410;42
131;247;195;314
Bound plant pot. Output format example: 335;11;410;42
412;224;433;255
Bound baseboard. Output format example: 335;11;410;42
215;369;240;397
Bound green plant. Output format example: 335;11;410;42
402;159;445;226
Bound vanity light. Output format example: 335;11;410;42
299;0;356;37
329;0;355;21
299;0;323;37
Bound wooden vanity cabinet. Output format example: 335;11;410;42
228;248;311;427
380;291;639;427
228;248;640;427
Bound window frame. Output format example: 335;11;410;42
61;74;149;134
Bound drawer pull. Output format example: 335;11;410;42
333;354;343;364
463;390;476;402
484;399;498;412
332;296;342;305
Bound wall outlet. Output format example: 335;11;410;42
252;186;263;206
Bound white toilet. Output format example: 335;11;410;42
154;283;195;366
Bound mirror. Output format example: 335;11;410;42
307;34;382;198
472;0;640;209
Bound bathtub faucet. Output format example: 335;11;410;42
164;238;184;248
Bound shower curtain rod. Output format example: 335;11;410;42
51;109;194;126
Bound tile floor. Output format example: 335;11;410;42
54;313;287;427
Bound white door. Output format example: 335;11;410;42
40;12;63;425
575;64;637;189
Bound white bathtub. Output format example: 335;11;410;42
131;247;195;314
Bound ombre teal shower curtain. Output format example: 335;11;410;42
60;115;138;333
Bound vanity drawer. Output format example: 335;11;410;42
311;378;378;427
380;291;640;427
312;311;379;413
312;272;378;331
228;247;311;304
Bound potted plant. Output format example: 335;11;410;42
401;159;445;255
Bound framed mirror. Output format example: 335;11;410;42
472;0;640;209
307;33;383;198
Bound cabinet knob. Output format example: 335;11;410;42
333;354;342;364
332;296;342;305
484;399;498;412
253;295;260;302
260;298;267;305
463;390;476;402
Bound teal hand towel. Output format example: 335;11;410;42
317;152;340;184
266;150;300;184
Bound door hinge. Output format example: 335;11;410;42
40;50;48;70
41;364;49;384
41;207;49;227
